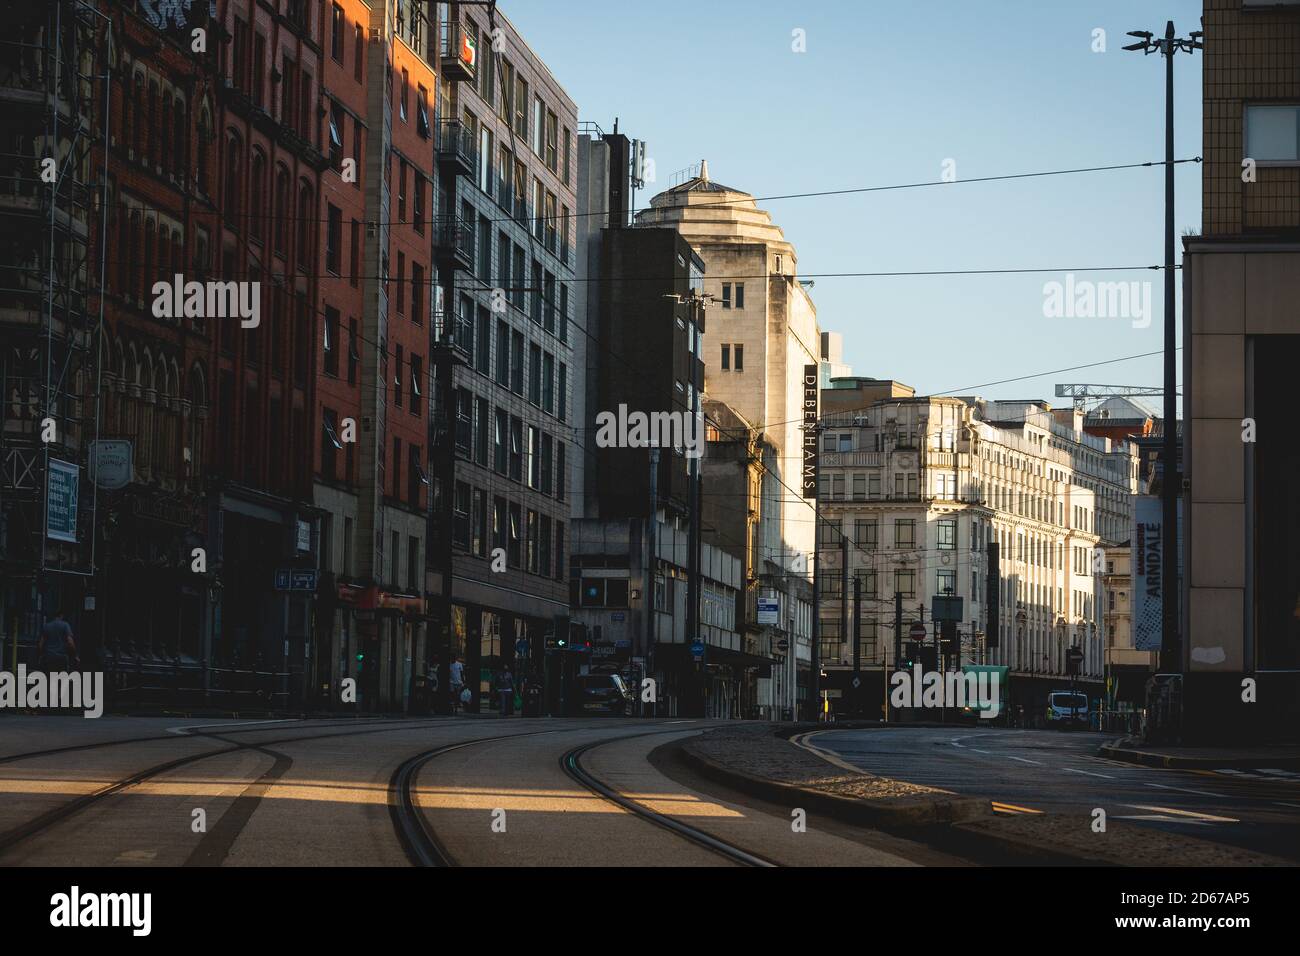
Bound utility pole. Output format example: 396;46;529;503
645;447;659;718
811;509;819;722
840;535;848;720
1123;21;1201;676
852;572;861;718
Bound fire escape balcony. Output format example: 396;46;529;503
436;120;476;179
439;20;477;83
434;217;475;272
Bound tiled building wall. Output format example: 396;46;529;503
1203;0;1300;236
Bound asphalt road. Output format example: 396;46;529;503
801;726;1300;861
0;715;934;867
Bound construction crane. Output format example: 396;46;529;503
1054;384;1168;411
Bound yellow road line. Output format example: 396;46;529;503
991;801;1044;815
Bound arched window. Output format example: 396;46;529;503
149;81;160;167
173;99;186;179
161;91;172;172
118;207;131;295
224;132;242;226
143;219;155;295
133;72;145;158
121;66;133;156
250;150;266;242
297;181;312;269
129;210;142;300
274;165;290;255
188;362;207;483
197;104;212;193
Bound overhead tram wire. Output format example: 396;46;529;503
102;156;1203;231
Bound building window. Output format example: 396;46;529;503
721;283;731;309
896;570;915;599
937;569;956;595
326;203;341;274
895;519;916;549
937;519;956;550
720;344;730;370
1245;105;1300;164
734;344;744;371
735;283;745;309
323;306;339;377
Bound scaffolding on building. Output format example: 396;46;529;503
0;0;111;661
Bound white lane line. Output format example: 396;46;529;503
665;720;697;724
1121;804;1239;823
790;731;873;776
1114;815;1212;826
167;718;302;735
1062;767;1114;779
1274;802;1300;809
970;748;991;754
1146;782;1226;798
1007;755;1042;765
1258;769;1299;777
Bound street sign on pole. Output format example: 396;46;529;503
45;459;79;543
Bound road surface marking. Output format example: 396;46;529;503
991;801;1043;815
1062;767;1114;779
1274;802;1300;809
665;720;697;724
1114;814;1212;826
1146;782;1226;798
1121;804;1239;823
167;718;302;735
970;748;991;754
1007;756;1042;765
790;731;873;776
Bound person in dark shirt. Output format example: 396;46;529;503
39;610;78;672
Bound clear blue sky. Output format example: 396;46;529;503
507;0;1203;410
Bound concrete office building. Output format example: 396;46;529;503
637;164;821;579
1181;0;1300;741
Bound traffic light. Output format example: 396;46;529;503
940;620;958;655
549;613;570;650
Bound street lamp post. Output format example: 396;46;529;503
1123;22;1201;675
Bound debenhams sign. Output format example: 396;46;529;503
802;365;818;498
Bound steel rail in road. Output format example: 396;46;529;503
560;734;780;868
0;717;454;857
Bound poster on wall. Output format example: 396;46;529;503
1132;496;1164;651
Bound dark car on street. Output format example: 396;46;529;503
576;673;632;716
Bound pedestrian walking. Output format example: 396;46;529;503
38;609;78;673
449;656;465;714
496;667;514;717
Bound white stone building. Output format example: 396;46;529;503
637;163;822;579
814;379;1141;717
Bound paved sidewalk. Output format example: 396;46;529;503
679;723;988;828
678;724;1294;866
1100;737;1300;770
